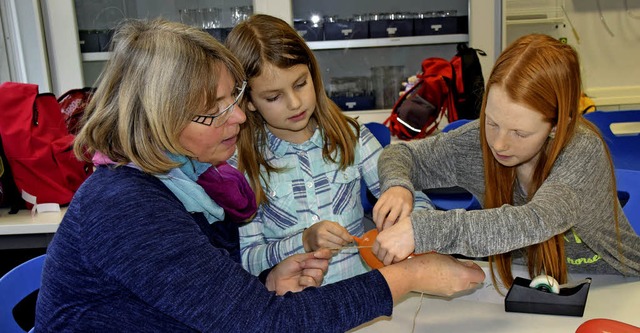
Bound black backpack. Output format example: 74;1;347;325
451;43;486;120
0;138;25;213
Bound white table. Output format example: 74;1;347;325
0;208;65;249
350;264;640;333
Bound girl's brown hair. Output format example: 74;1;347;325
226;14;360;205
479;34;619;291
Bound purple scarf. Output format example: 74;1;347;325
93;152;257;223
196;162;257;222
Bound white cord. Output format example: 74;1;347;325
411;292;425;333
596;0;615;37
561;5;581;44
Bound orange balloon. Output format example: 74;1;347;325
353;229;384;269
353;229;421;269
576;319;640;333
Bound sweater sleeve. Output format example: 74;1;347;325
402;125;633;261
239;211;306;275
378;120;486;200
82;171;392;332
410;185;579;256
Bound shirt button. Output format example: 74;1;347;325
312;215;319;221
306;182;313;188
270;190;276;197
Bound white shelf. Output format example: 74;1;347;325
82;52;111;62
0;208;65;235
506;17;564;25
307;34;469;50
82;34;469;61
344;109;391;124
344;109;390;115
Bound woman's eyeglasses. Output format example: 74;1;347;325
192;81;247;127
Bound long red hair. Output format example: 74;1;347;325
480;34;619;291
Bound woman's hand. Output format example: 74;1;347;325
373;216;415;265
302;221;353;252
373;186;414;231
379;253;485;301
265;248;333;295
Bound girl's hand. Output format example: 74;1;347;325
302;221;353;252
373;186;414;231
373;216;415;265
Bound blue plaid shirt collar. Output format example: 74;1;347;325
266;124;324;157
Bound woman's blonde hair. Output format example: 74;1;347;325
225;14;360;205
74;18;244;174
480;34;619;290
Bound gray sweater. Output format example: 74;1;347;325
379;120;640;276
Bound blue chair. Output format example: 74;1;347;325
361;122;391;213
442;118;472;132
583;110;640;171
616;169;640;235
0;254;46;333
363;122;391;147
425;119;482;210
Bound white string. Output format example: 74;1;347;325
92;6;126;30
411;292;425;333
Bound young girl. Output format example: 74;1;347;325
225;14;433;285
373;34;640;290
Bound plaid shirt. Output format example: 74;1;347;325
231;123;433;285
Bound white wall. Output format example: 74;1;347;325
0;0;51;91
505;0;640;110
470;0;502;81
0;6;11;83
569;0;640;110
40;0;83;96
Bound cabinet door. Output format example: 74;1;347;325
290;0;469;114
74;0;255;87
42;0;499;105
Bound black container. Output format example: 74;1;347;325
294;21;323;41
505;277;591;317
369;19;413;38
78;30;100;53
331;95;375;111
204;28;233;43
414;16;468;36
324;20;368;40
97;30;114;52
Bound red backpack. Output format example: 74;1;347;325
385;58;457;140
0;82;93;209
385;44;485;140
58;87;95;135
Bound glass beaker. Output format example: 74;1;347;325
179;8;201;27
371;66;405;109
230;6;253;26
202;8;221;29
